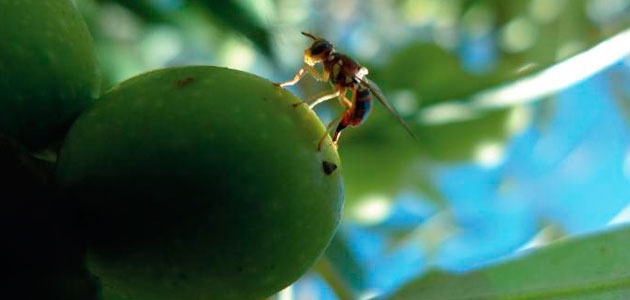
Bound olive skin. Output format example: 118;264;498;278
0;0;100;149
56;66;344;300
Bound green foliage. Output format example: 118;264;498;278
97;0;168;22
3;0;629;299
96;0;274;58
338;125;440;213
383;225;630;300
374;43;489;106
324;232;370;293
0;0;100;149
413;108;514;162
192;0;274;57
372;0;630;107
336;104;512;210
56;66;343;300
336;0;630;209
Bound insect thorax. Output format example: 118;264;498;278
324;53;364;88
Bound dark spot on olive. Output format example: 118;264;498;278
599;247;608;254
176;77;196;87
322;161;337;175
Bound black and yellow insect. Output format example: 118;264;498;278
274;32;416;150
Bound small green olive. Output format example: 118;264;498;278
56;66;344;300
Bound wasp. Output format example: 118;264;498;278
274;32;416;150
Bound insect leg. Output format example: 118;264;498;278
317;111;349;151
304;64;330;82
303;90;341;109
331;115;350;143
338;87;353;109
273;68;306;87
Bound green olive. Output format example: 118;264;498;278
0;0;100;149
56;66;344;300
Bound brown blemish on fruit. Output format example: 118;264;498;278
176;77;196;87
322;161;337;175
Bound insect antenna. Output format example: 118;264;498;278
301;32;318;40
358;77;418;141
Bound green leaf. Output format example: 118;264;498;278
96;0;168;22
94;0;274;59
335;103;518;213
412;108;515;162
192;0;274;58
336;110;446;215
323;230;369;293
382;225;630;300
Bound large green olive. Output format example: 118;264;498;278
0;0;100;149
56;66;344;300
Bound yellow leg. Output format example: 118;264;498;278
274;64;330;88
338;88;352;109
273;68;306;87
306;90;341;109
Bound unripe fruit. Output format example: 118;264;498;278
0;0;100;149
57;66;344;300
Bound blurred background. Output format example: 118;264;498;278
72;0;630;298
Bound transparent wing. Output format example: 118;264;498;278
358;77;418;141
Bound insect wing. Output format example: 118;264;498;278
358;77;418;140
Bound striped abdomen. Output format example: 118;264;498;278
350;86;372;126
332;87;373;142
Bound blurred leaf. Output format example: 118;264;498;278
91;0;274;60
314;255;357;300
337;110;445;215
95;0;168;22
414;108;514;161
382;225;630;299
334;98;522;220
373;43;495;106
354;0;630;166
323;230;369;293
381;211;457;256
337;103;517;214
607;66;630;128
372;0;630;107
192;0;274;58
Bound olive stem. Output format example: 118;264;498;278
313;256;356;300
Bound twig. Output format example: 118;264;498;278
313;256;357;300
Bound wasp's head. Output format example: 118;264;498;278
302;32;333;66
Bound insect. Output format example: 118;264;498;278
274;32;416;150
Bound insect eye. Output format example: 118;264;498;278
310;41;331;55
